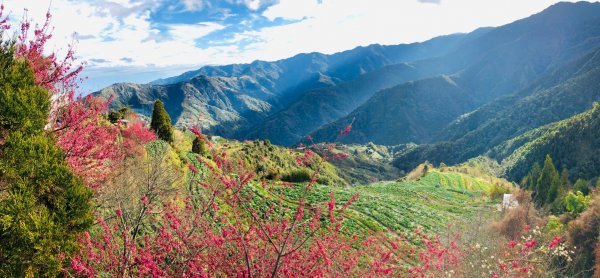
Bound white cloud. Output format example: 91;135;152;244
228;0;275;11
168;22;224;41
2;0;225;68
182;0;204;11
263;0;320;20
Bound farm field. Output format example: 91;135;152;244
271;170;499;235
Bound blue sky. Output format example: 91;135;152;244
3;0;580;92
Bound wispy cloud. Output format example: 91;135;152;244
182;0;205;11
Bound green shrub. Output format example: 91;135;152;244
489;182;512;200
574;179;591;196
281;168;313;183
265;169;280;180
107;106;130;123
0;45;49;137
192;137;208;155
0;133;93;276
565;191;591;215
544;215;565;236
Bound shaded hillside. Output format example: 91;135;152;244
392;46;600;173
495;103;600;182
240;63;428;145
310;76;475;145
439;47;600;143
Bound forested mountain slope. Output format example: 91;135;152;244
308;2;600;146
392;46;600;173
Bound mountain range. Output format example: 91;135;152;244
97;32;477;140
95;1;600;182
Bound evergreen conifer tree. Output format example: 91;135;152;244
550;168;571;213
547;172;561;208
535;154;558;206
150;100;174;142
0;44;93;276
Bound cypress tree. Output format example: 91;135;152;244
0;43;48;137
192;137;208;156
547;172;561;206
536;154;559;206
150;100;174;142
523;162;542;190
0;45;93;276
551;168;571;213
530;162;542;188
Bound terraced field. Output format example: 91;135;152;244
182;136;502;236
274;170;499;235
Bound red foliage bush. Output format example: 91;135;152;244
120;115;157;156
70;137;401;276
9;8;153;187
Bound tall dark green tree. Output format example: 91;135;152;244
551;168;570;213
522;162;541;190
0;43;93;276
547;172;561;210
150;100;174;142
535;154;559;206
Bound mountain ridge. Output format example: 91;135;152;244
309;1;600;147
95;31;477;135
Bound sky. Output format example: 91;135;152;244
2;0;580;93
